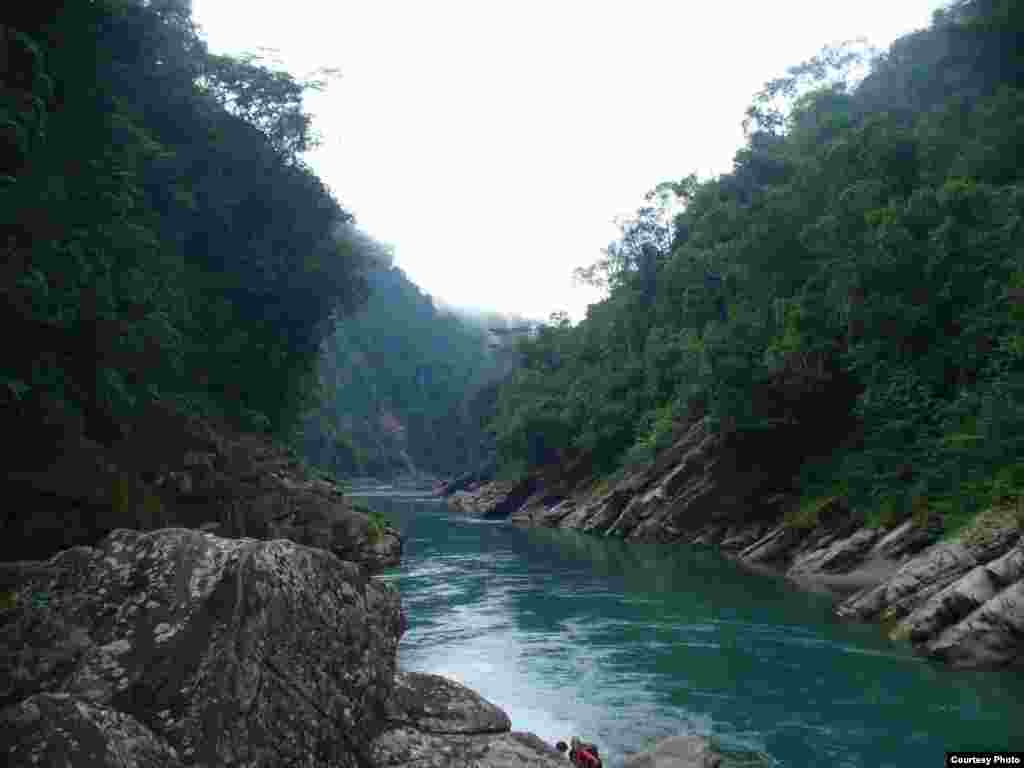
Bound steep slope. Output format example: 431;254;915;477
491;0;1024;550
299;262;527;482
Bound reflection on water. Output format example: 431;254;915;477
369;497;1024;768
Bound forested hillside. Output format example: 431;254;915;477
298;252;527;481
492;0;1024;535
1;0;380;465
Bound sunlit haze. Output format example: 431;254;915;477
191;0;942;323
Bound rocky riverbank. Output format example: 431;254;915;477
0;527;738;767
0;527;571;767
0;401;737;767
446;416;1024;669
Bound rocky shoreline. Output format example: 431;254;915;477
446;416;1024;670
0;528;738;768
0;403;736;766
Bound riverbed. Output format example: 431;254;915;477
356;492;1023;767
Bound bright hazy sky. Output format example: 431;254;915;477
191;0;942;323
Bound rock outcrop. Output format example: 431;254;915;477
436;458;497;498
622;735;722;768
3;398;400;571
446;477;536;518
497;415;1024;668
0;524;582;766
621;734;773;768
372;672;564;768
835;510;1024;668
1;528;403;767
504;418;785;544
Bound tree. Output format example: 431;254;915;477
1;0;369;453
491;0;1024;535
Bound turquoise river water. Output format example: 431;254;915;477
357;492;1023;767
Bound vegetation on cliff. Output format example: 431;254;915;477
1;0;372;463
490;0;1024;536
298;257;527;480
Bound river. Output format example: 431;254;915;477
356;492;1023;767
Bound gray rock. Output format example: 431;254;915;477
1;693;184;767
538;499;576;527
719;524;770;553
925;577;1024;668
838;523;1021;623
688;524;727;547
372;728;565;768
890;543;1024;667
738;524;806;564
897;546;1024;643
622;735;722;768
446;482;517;516
870;520;936;561
607;485;668;538
788;527;882;576
261;484;402;573
479;731;569;768
520;417;772;544
582;489;634;534
1;528;402;767
557;496;606;529
373;673;563;768
385;672;511;734
510;496;574;528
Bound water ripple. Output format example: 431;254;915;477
370;495;1024;768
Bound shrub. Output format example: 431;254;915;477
987;462;1024;505
365;509;389;544
495;458;527;484
784;496;832;530
350;500;373;516
909;491;931;528
875;496;905;529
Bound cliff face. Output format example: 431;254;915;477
454;416;1024;669
3;398;400;571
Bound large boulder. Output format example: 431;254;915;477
621;734;774;768
372;672;563;768
622;735;722;768
372;728;566;768
0;528;403;767
263;484;402;572
383;672;511;734
618;733;724;768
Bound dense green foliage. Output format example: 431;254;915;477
298;258;520;479
1;0;371;460
492;0;1024;533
